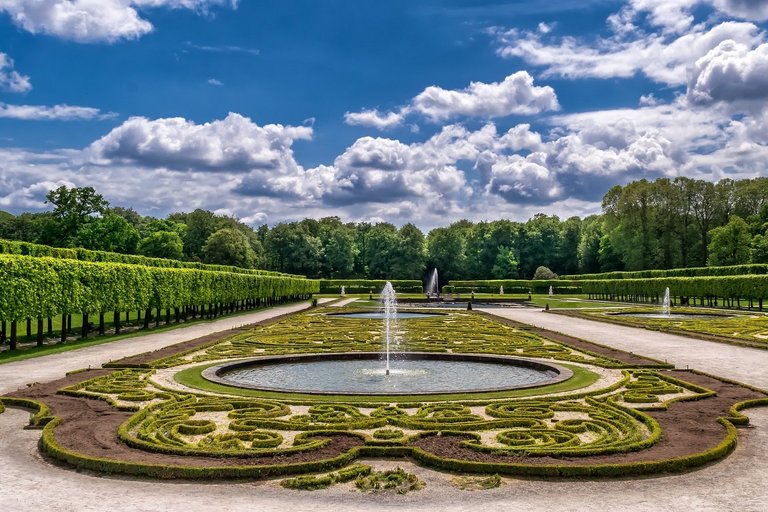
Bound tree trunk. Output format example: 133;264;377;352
99;313;105;335
47;317;53;335
37;318;44;346
113;311;121;335
81;312;89;338
10;321;17;350
144;309;151;329
60;314;67;343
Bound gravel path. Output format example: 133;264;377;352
481;308;768;389
2;301;768;511
0;300;328;395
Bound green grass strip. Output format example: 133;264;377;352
173;362;600;403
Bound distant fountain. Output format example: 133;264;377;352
499;285;504;295
426;268;439;297
548;286;554;297
662;287;671;317
340;285;346;297
380;282;398;375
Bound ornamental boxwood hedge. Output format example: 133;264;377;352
0;254;319;323
319;279;422;294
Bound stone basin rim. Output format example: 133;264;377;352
201;352;574;396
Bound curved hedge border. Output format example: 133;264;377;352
0;239;301;278
28;404;758;479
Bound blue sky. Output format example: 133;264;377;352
1;0;767;227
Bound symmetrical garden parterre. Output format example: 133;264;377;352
2;306;767;483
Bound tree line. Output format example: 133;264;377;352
1;177;767;283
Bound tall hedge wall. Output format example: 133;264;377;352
0;255;319;323
0;239;299;278
562;264;768;281
319;280;423;294
579;275;768;302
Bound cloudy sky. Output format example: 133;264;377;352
1;0;767;228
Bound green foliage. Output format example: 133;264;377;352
0;238;297;277
355;467;424;494
452;474;501;490
533;266;558;280
202;228;257;268
281;464;372;490
708;216;752;266
0;254;318;322
75;213;140;254
138;231;184;260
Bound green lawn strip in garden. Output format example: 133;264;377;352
0;303;306;365
549;307;768;349
525;294;626;309
171;362;600;403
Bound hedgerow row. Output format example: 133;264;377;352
0;255;318;349
0;238;301;278
562;263;768;281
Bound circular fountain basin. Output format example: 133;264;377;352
328;311;445;320
612;312;733;320
203;352;571;395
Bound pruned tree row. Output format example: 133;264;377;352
581;276;768;309
0;255;318;350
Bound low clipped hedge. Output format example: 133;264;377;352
319;279;422;294
34;412;746;479
443;279;580;294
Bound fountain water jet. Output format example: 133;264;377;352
426;268;439;297
662;287;670;317
548;286;553;297
340;285;346;297
499;285;504;295
380;282;397;375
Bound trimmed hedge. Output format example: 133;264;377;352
579;275;768;304
319;279;422;294
0;254;319;323
443;279;579;294
0;238;300;278
563;263;768;281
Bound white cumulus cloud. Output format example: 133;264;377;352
688;40;768;104
0;0;237;43
87;112;312;172
344;71;559;130
344;109;405;130
495;21;763;86
0;52;31;92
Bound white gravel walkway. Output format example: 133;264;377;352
481;307;768;389
0;300;328;395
